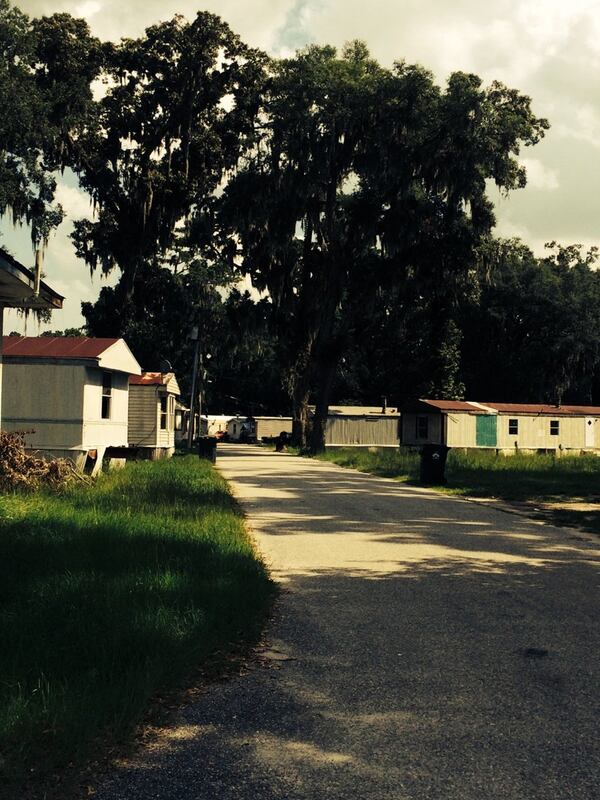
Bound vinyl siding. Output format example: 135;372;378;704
128;384;159;447
128;385;176;449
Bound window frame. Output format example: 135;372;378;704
508;418;518;436
550;419;560;436
101;372;112;420
416;415;429;439
160;395;168;430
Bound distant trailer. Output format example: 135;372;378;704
252;416;293;441
324;412;401;447
312;405;401;447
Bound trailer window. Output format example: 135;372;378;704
550;420;559;436
416;416;429;439
160;396;168;429
508;419;518;435
101;372;112;419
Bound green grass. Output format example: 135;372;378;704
315;447;600;534
0;456;275;794
315;447;420;481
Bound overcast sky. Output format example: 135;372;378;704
3;0;600;332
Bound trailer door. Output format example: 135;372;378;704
476;414;497;447
585;417;595;447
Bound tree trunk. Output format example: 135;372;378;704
308;357;337;454
291;394;310;449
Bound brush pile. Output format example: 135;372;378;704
0;430;86;491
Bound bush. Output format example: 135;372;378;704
0;430;83;491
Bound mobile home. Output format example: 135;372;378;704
323;405;401;447
401;399;600;453
128;372;181;458
1;336;141;472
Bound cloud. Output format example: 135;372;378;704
519;158;560;190
54;183;95;221
18;0;298;48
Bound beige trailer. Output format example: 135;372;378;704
401;399;600;452
305;405;401;447
128;372;181;458
2;336;141;472
252;416;293;440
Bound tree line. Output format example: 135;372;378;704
2;2;597;452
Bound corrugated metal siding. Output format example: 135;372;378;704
128;384;159;446
326;416;400;446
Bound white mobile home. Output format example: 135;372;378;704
128;372;181;458
401;399;600;452
1;336;141;472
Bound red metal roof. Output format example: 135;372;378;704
2;336;119;360
129;372;170;386
482;402;600;416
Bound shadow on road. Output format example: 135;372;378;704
95;446;600;800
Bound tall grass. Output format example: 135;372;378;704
0;456;275;794
317;447;600;500
315;447;420;480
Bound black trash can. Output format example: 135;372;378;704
420;444;450;484
198;436;217;463
275;431;291;452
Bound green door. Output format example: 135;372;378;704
476;414;497;447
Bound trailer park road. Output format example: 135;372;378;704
95;444;600;800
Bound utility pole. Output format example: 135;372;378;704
187;326;200;449
198;352;204;431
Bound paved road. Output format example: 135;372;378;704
95;445;600;799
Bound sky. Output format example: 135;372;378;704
3;0;600;333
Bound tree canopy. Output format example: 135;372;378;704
0;1;101;247
210;42;548;449
70;12;267;300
